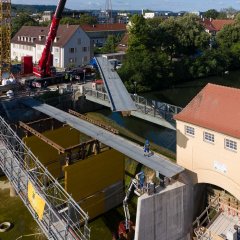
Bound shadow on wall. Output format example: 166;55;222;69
176;129;188;149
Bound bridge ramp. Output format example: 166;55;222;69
95;57;136;112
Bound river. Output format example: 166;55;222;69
92;70;240;153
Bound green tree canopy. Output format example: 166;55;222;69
60;14;97;25
101;34;121;54
204;9;219;19
12;13;39;37
216;21;240;48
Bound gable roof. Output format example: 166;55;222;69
174;83;240;139
201;19;235;32
211;19;235;31
81;23;126;32
11;25;79;47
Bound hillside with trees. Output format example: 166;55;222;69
12;4;57;13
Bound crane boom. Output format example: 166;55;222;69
33;0;67;78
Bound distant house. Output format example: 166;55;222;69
201;18;235;35
81;23;127;56
174;83;240;200
143;12;162;19
11;25;91;69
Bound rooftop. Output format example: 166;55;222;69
201;19;235;32
174;83;240;139
11;25;79;47
81;23;126;32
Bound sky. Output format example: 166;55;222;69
11;0;240;12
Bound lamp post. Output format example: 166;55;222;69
83;69;86;84
134;81;137;96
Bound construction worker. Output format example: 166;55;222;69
143;139;150;156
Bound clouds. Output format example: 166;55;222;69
11;0;240;11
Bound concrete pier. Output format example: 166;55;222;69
134;181;192;240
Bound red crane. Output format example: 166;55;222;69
33;0;67;78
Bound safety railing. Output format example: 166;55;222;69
84;87;182;123
0;116;90;240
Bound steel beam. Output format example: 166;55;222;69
68;109;119;134
19;121;65;154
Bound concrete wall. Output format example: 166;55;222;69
75;96;105;113
176;120;240;201
134;181;192;240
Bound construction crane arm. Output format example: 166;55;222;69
33;0;67;78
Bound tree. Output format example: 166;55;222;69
204;9;219;19
60;17;79;25
221;7;238;18
60;14;97;25
216;22;240;48
12;13;39;37
101;35;121;54
79;14;97;25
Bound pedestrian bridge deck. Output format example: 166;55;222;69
95;57;136;112
22;98;184;178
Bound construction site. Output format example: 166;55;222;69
1;1;240;240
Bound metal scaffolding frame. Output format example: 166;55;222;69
0;0;11;81
0;116;90;240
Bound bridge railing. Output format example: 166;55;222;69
84;88;109;102
0;116;90;240
84;88;182;123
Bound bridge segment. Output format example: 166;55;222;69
95;57;136;112
84;88;182;130
22;97;184;178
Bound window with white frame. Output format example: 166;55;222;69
204;132;214;143
185;126;195;136
225;139;237;151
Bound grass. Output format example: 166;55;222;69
0;177;46;240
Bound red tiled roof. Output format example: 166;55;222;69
211;19;235;31
174;83;240;138
81;23;126;32
201;19;235;32
11;25;79;47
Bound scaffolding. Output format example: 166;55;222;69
0;115;90;240
0;0;11;82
